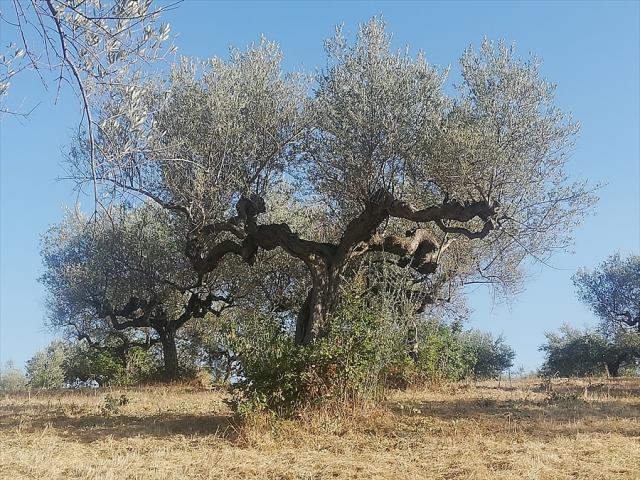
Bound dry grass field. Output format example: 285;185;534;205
1;378;638;479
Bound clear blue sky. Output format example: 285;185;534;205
1;1;638;371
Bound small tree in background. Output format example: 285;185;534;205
26;341;67;388
466;331;515;379
413;320;476;382
539;324;640;377
40;205;234;381
0;361;27;391
407;323;515;383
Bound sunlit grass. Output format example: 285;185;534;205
1;378;638;479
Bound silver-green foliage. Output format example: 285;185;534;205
40;203;203;380
574;254;640;332
0;361;27;391
76;18;594;308
25;341;67;389
2;0;174;113
41;204;192;337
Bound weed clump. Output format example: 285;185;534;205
98;393;130;416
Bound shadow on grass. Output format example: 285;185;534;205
470;378;640;398
0;410;241;444
546;380;640;399
387;395;640;439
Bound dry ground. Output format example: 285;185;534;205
0;378;638;479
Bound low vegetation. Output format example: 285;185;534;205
1;378;638;479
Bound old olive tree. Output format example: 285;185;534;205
66;19;594;351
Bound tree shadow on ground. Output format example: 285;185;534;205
471;378;640;398
546;380;640;399
387;395;640;439
0;409;241;444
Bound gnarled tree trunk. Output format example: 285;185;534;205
191;193;497;349
159;328;179;381
295;259;343;346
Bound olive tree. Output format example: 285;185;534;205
465;331;515;379
574;254;640;332
70;19;594;350
40;204;234;380
0;361;27;391
540;324;640;377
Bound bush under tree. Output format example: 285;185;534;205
231;274;405;414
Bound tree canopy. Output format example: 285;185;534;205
25;340;67;388
62;19;593;350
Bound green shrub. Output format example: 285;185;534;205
388;322;516;385
231;276;401;415
26;341;67;389
122;346;161;384
63;343;126;385
98;393;130;416
416;320;476;382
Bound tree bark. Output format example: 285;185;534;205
159;329;179;381
193;192;499;348
605;361;620;378
407;321;419;363
289;196;497;347
295;259;342;346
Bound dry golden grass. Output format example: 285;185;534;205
1;378;638;479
